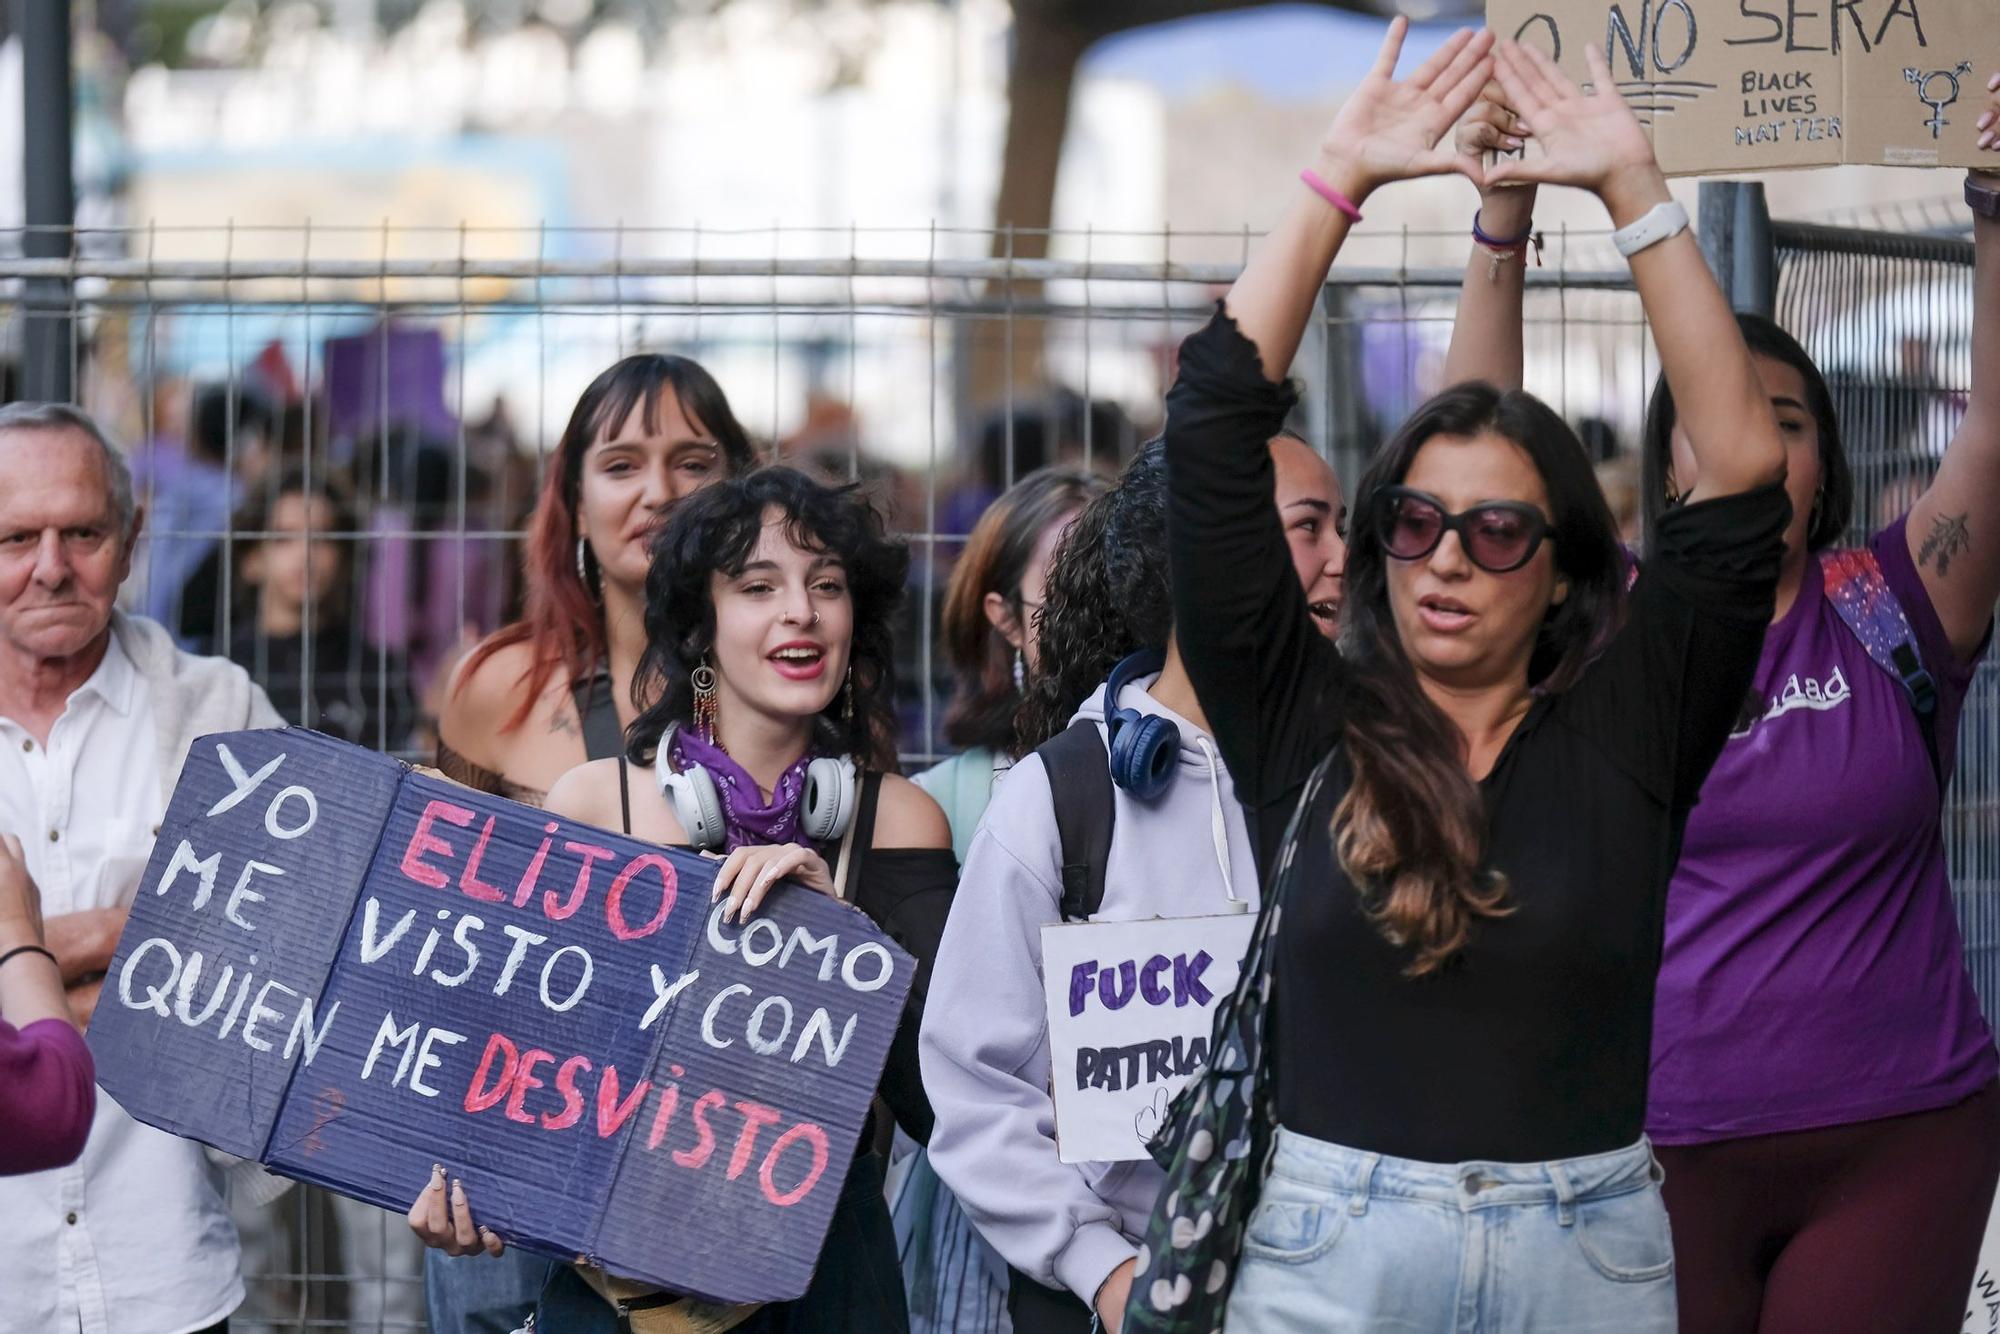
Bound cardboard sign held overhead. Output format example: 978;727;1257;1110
1484;0;1996;172
1040;914;1256;1164
87;729;914;1307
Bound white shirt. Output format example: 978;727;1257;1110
0;634;243;1334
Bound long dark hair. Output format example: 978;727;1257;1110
1641;312;1848;551
458;354;755;732
1338;383;1625;976
941;467;1108;752
627;466;908;773
1018;443;1173;751
230;466;362;630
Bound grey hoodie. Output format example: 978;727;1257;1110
919;672;1259;1307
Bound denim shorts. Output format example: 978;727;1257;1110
1223;1127;1676;1332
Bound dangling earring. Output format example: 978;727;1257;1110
1810;486;1825;530
691;658;718;745
576;536;600;603
1012;649;1025;692
841;666;854;723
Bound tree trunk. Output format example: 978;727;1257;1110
968;8;1092;411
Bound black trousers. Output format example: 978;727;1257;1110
533;1151;912;1334
1005;1272;1093;1334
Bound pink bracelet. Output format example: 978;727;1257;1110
1299;169;1364;223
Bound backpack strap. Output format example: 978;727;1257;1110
1819;547;1942;790
1036;719;1116;922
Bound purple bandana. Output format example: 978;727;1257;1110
670;728;818;853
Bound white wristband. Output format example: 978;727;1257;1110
1612;199;1690;259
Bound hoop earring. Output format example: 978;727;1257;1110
576;536;600;603
691;659;719;745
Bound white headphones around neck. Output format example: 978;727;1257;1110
653;724;858;852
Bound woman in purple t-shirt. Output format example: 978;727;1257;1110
1449;80;2000;1330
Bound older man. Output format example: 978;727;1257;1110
0;402;281;1334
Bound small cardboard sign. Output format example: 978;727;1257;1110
1484;0;1996;173
86;729;913;1306
1961;1183;2000;1333
1039;914;1256;1164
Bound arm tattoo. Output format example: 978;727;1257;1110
1918;511;1972;578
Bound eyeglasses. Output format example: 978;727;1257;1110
1374;486;1552;574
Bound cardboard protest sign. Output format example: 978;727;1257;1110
1962;1185;2000;1333
1484;0;1996;173
87;729;914;1306
1040;914;1256;1164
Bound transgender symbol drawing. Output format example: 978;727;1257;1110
1905;62;1975;140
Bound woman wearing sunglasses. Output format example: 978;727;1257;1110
1445;61;2000;1334
1145;28;1788;1330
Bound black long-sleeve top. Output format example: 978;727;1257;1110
1165;307;1787;1163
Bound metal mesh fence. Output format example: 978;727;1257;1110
1769;221;1999;1038
1;221;1657;779
0;210;1975;1327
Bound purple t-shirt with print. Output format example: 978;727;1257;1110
1648;517;1998;1144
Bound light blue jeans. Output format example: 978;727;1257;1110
1224;1128;1676;1332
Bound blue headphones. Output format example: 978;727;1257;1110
1104;649;1179;800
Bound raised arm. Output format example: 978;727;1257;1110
1488;41;1786;501
1441;86;1536;390
1223;18;1495;381
1170;21;1495;796
1905;116;2000;658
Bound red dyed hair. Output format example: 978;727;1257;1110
457;354;753;731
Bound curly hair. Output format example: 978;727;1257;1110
940;467;1109;752
1017;442;1175;751
1336;382;1625;977
626;466;908;773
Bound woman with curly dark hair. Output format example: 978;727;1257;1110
411;465;953;1334
921;433;1343;1334
1020;430;1342;750
422;356;756;1334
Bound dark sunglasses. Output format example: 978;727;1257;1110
1373;486;1552;574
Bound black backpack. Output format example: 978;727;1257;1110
1006;718;1121;1329
1035;719;1116;922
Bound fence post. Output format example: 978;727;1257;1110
1316;279;1375;481
20;0;75;404
1697;181;1776;319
